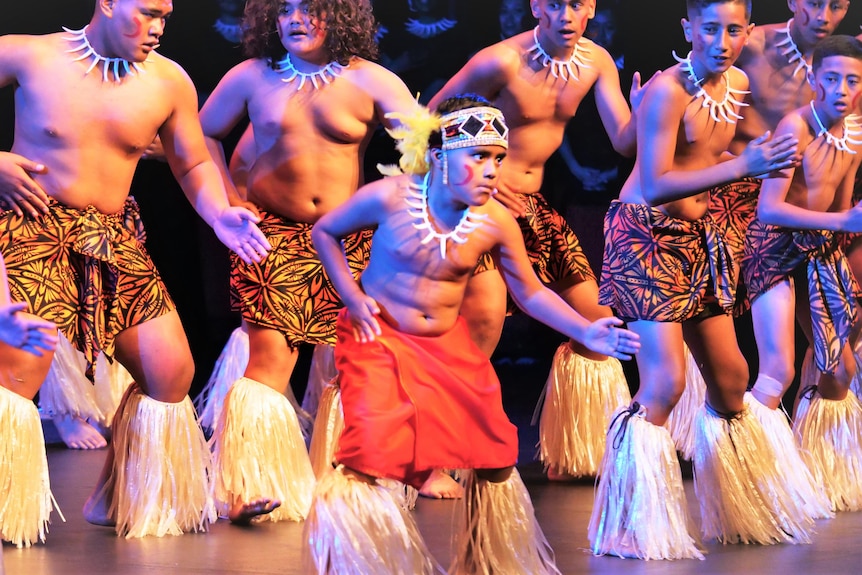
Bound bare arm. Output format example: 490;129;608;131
758;116;862;231
0;35;50;215
198;62;257;210
428;45;509;109
312;180;389;341
592;45;636;157
639;71;798;206
158;63;269;263
491;204;639;359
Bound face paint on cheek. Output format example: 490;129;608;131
578;13;588;31
541;12;550;27
799;9;811;26
123;17;143;38
452;164;474;187
817;82;826;101
852;91;862;110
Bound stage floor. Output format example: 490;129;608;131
4;445;862;575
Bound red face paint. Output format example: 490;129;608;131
452;164;474;187
541;12;550;27
579;13;588;31
817;82;826;101
123;17;143;38
852;91;862;110
799;9;811;26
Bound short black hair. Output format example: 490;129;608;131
813;35;862;72
686;0;750;19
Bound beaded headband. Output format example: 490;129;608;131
440;106;509;151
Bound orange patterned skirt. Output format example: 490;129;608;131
230;212;372;347
0;197;174;371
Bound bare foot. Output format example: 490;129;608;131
53;414;107;449
83;485;116;527
419;470;463;499
228;498;281;525
547;467;579;482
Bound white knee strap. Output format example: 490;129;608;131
752;374;785;399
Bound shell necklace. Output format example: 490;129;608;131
405;173;487;259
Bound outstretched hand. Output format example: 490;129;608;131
583;316;640;360
0;152;50;217
347;294;382;343
743;131;800;178
0;302;58;356
213;207;272;264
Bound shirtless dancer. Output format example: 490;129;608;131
742;34;862;512
199;0;444;525
591;0;818;559
0;0;270;541
306;94;640;575
429;0;647;480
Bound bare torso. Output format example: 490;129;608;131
463;33;607;196
240;59;384;223
784;110;859;213
620;65;743;220
734;24;814;152
361;178;503;335
4;33;184;214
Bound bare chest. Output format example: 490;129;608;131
247;77;376;147
17;61;170;153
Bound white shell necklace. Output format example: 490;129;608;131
274;52;345;90
673;51;749;123
775;19;812;79
63;26;146;83
405;173;487;259
526;26;592;82
809;101;862;154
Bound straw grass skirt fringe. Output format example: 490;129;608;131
533;343;630;477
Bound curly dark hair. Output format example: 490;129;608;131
241;0;379;67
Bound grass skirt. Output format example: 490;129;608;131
211;377;315;522
533;344;630;477
0;386;63;547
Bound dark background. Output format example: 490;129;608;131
2;1;859;398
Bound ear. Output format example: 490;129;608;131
787;0;797;14
807;69;816;92
681;17;692;44
745;22;755;45
588;0;596;19
530;0;540;20
99;0;116;18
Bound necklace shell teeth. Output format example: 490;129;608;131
775;19;812;79
810;101;862;154
63;26;145;83
673;50;749;123
404;17;457;39
405;173;487;259
274;52;345;90
526;26;592;82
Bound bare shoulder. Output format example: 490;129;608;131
776;106;812;139
582;39;616;74
645;65;687;100
465;36;524;79
726;65;750;91
740;24;769;59
347;57;411;92
0;31;60;65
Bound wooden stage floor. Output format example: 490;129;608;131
4;438;862;574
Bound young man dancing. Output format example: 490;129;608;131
307;95;640;574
